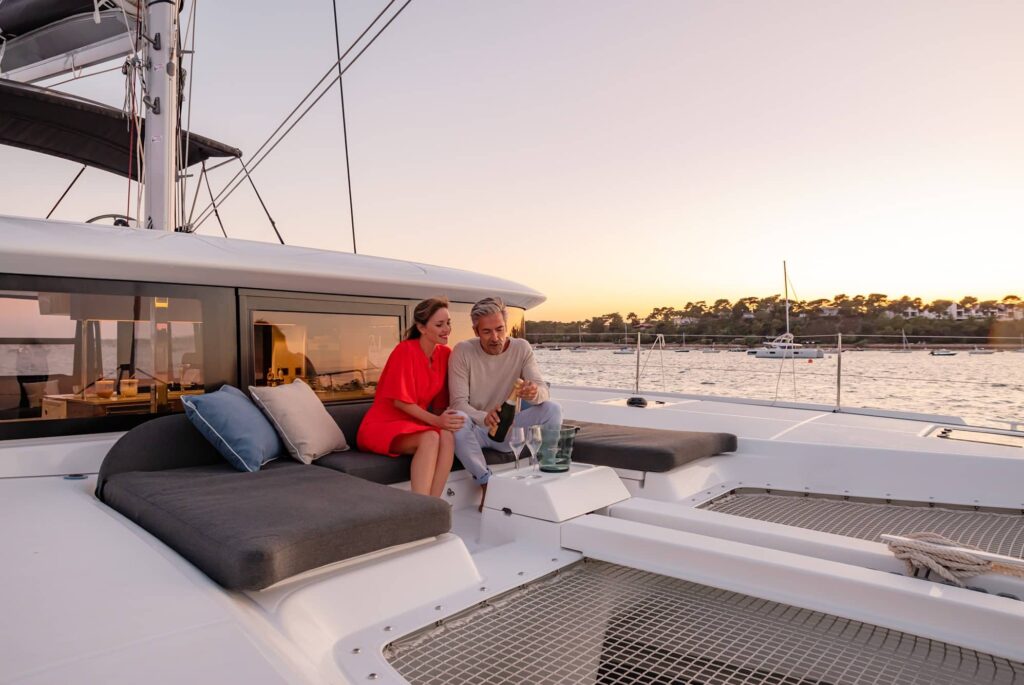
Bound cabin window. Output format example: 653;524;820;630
240;292;408;403
250;310;401;401
0;275;235;438
241;296;524;405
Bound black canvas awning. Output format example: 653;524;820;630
0;80;241;180
0;0;98;39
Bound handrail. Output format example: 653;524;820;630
531;331;1023;431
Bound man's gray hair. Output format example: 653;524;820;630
470;297;508;326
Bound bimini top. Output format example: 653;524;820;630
0;215;547;309
0;80;241;180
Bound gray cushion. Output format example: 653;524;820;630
97;414;223;500
316;449;414;484
325;402;372;445
101;462;451;590
317;447;516;484
570;421;737;472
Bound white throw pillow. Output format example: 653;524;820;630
249;379;349;464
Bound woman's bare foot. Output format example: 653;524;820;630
477;482;488;513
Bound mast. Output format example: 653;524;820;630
783;260;790;335
143;0;180;231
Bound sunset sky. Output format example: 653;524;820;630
1;1;1021;320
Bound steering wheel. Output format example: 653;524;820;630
86;213;137;227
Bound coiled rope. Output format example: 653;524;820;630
882;532;1024;587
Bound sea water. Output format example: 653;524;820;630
536;349;1024;429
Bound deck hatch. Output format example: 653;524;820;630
701;491;1024;559
384;560;1021;684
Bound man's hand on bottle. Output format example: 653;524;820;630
484;408;501;430
517;381;539;402
436;409;465;431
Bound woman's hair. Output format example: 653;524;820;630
405;297;450;340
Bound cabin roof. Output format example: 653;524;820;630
0;215;547;308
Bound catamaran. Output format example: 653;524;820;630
2;4;1023;685
753;263;825;359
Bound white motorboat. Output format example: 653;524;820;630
931;349;958;356
2;4;1023;685
970;347;996;355
752;332;826;359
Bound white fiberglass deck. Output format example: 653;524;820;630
3;386;1023;685
551;385;1022;459
0;476;306;685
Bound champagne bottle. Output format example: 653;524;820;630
489;379;523;443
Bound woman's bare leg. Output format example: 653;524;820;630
430;430;456;498
391;431;440;496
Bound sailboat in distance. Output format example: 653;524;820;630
754;262;825;359
891;328;912;353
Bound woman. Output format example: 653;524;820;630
357;297;464;497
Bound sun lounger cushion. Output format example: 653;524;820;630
96;413;227;499
570;421;737;472
100;461;451;590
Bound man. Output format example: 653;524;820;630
448;297;562;498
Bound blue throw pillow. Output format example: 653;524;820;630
181;385;282;472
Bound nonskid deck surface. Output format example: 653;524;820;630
384;560;1023;684
702;491;1024;559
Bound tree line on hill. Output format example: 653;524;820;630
526;294;1024;346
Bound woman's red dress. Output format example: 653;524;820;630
357;339;450;456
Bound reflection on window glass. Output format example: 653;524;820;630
252;311;401;402
508;307;526;338
0;290;207;422
446;303;476;346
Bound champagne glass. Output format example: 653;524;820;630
509;427;527;471
525;425;543;472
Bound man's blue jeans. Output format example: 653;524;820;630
452;401;562;484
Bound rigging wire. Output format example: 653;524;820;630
193;0;408;228
238;158;284;245
192;0;415;230
192;0;401;226
178;0;198;230
124;6;146;223
331;0;359;254
46;165;87;219
186;161;206;227
200;160;227;238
